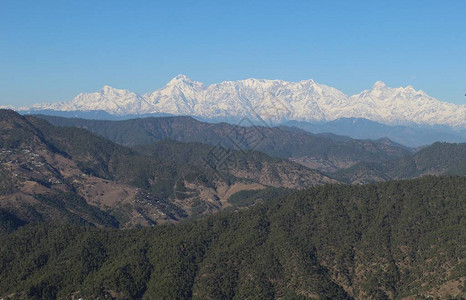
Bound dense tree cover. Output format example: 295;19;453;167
0;111;46;149
0;176;464;299
0;166;17;196
35;192;120;228
413;142;466;175
35;114;411;165
0;209;26;235
226;188;291;207
336;142;466;183
0;190;121;236
134;139;330;188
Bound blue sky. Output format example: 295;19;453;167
1;0;465;106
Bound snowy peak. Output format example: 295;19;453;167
370;81;424;95
45;85;152;115
351;82;465;127
165;74;203;89
372;81;387;89
356;81;428;100
98;85;134;97
100;85;115;93
167;74;192;85
77;86;141;102
22;77;466;128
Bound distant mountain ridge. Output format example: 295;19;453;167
334;141;466;184
34;114;466;183
286;118;466;147
35;114;413;174
19;75;466;128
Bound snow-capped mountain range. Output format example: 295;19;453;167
20;75;466;128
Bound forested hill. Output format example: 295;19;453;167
335;142;466;183
0;176;465;299
34;114;412;173
0;109;332;230
34;114;466;182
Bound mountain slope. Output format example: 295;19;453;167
35;114;412;173
286;118;466;147
22;75;466;128
0;176;464;299
335;142;466;183
134;140;334;188
0;110;333;230
0;110;188;229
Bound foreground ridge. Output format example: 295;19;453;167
0;176;464;299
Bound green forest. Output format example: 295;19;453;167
1;176;465;299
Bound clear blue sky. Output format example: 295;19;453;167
1;0;465;106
